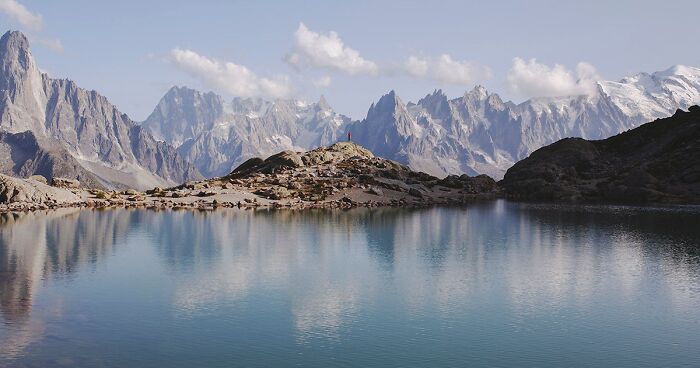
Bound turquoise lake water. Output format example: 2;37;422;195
1;201;699;367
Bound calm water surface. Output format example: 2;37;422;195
1;201;699;367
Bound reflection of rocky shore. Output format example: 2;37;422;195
1;204;699;357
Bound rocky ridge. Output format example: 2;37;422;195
0;142;498;212
501;106;700;204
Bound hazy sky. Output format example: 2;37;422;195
1;0;699;120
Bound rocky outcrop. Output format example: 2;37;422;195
500;106;700;204
0;31;202;190
217;142;498;207
230;142;374;176
51;177;80;189
0;174;81;204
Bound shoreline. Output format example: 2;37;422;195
0;189;501;213
2;193;697;214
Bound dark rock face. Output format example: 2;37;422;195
501;106;700;204
438;174;498;194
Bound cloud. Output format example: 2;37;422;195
169;48;292;99
286;23;378;76
312;75;331;88
403;54;491;85
507;57;601;98
0;0;42;31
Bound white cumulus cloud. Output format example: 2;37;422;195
0;0;42;31
507;57;601;98
312;75;332;88
169;48;292;99
403;54;491;85
286;23;378;76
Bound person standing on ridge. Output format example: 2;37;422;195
347;131;352;142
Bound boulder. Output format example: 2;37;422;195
255;186;293;200
231;157;264;175
261;151;304;173
368;187;383;196
0;174;81;204
52;177;80;189
28;175;48;185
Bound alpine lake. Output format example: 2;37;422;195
1;200;699;367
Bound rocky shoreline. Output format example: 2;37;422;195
0;142;500;213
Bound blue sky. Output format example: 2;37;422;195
2;0;699;120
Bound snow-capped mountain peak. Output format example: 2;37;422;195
142;88;351;177
142;64;700;181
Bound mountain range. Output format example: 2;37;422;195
143;67;700;180
1;29;699;188
142;87;349;177
0;31;201;189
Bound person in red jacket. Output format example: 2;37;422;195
347;132;352;142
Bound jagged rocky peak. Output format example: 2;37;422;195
141;84;352;178
0;30;48;134
466;85;489;101
0;30;37;76
161;85;226;116
231;96;270;115
143;85;226;145
367;90;406;117
165;85;223;105
417;89;450;116
0;30;202;189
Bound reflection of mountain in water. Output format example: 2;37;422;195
145;205;700;338
0;209;128;322
0;209;133;357
1;204;699;353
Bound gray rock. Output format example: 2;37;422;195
51;177;80;189
0;174;80;204
0;31;202;190
368;187;383;196
28;175;47;185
